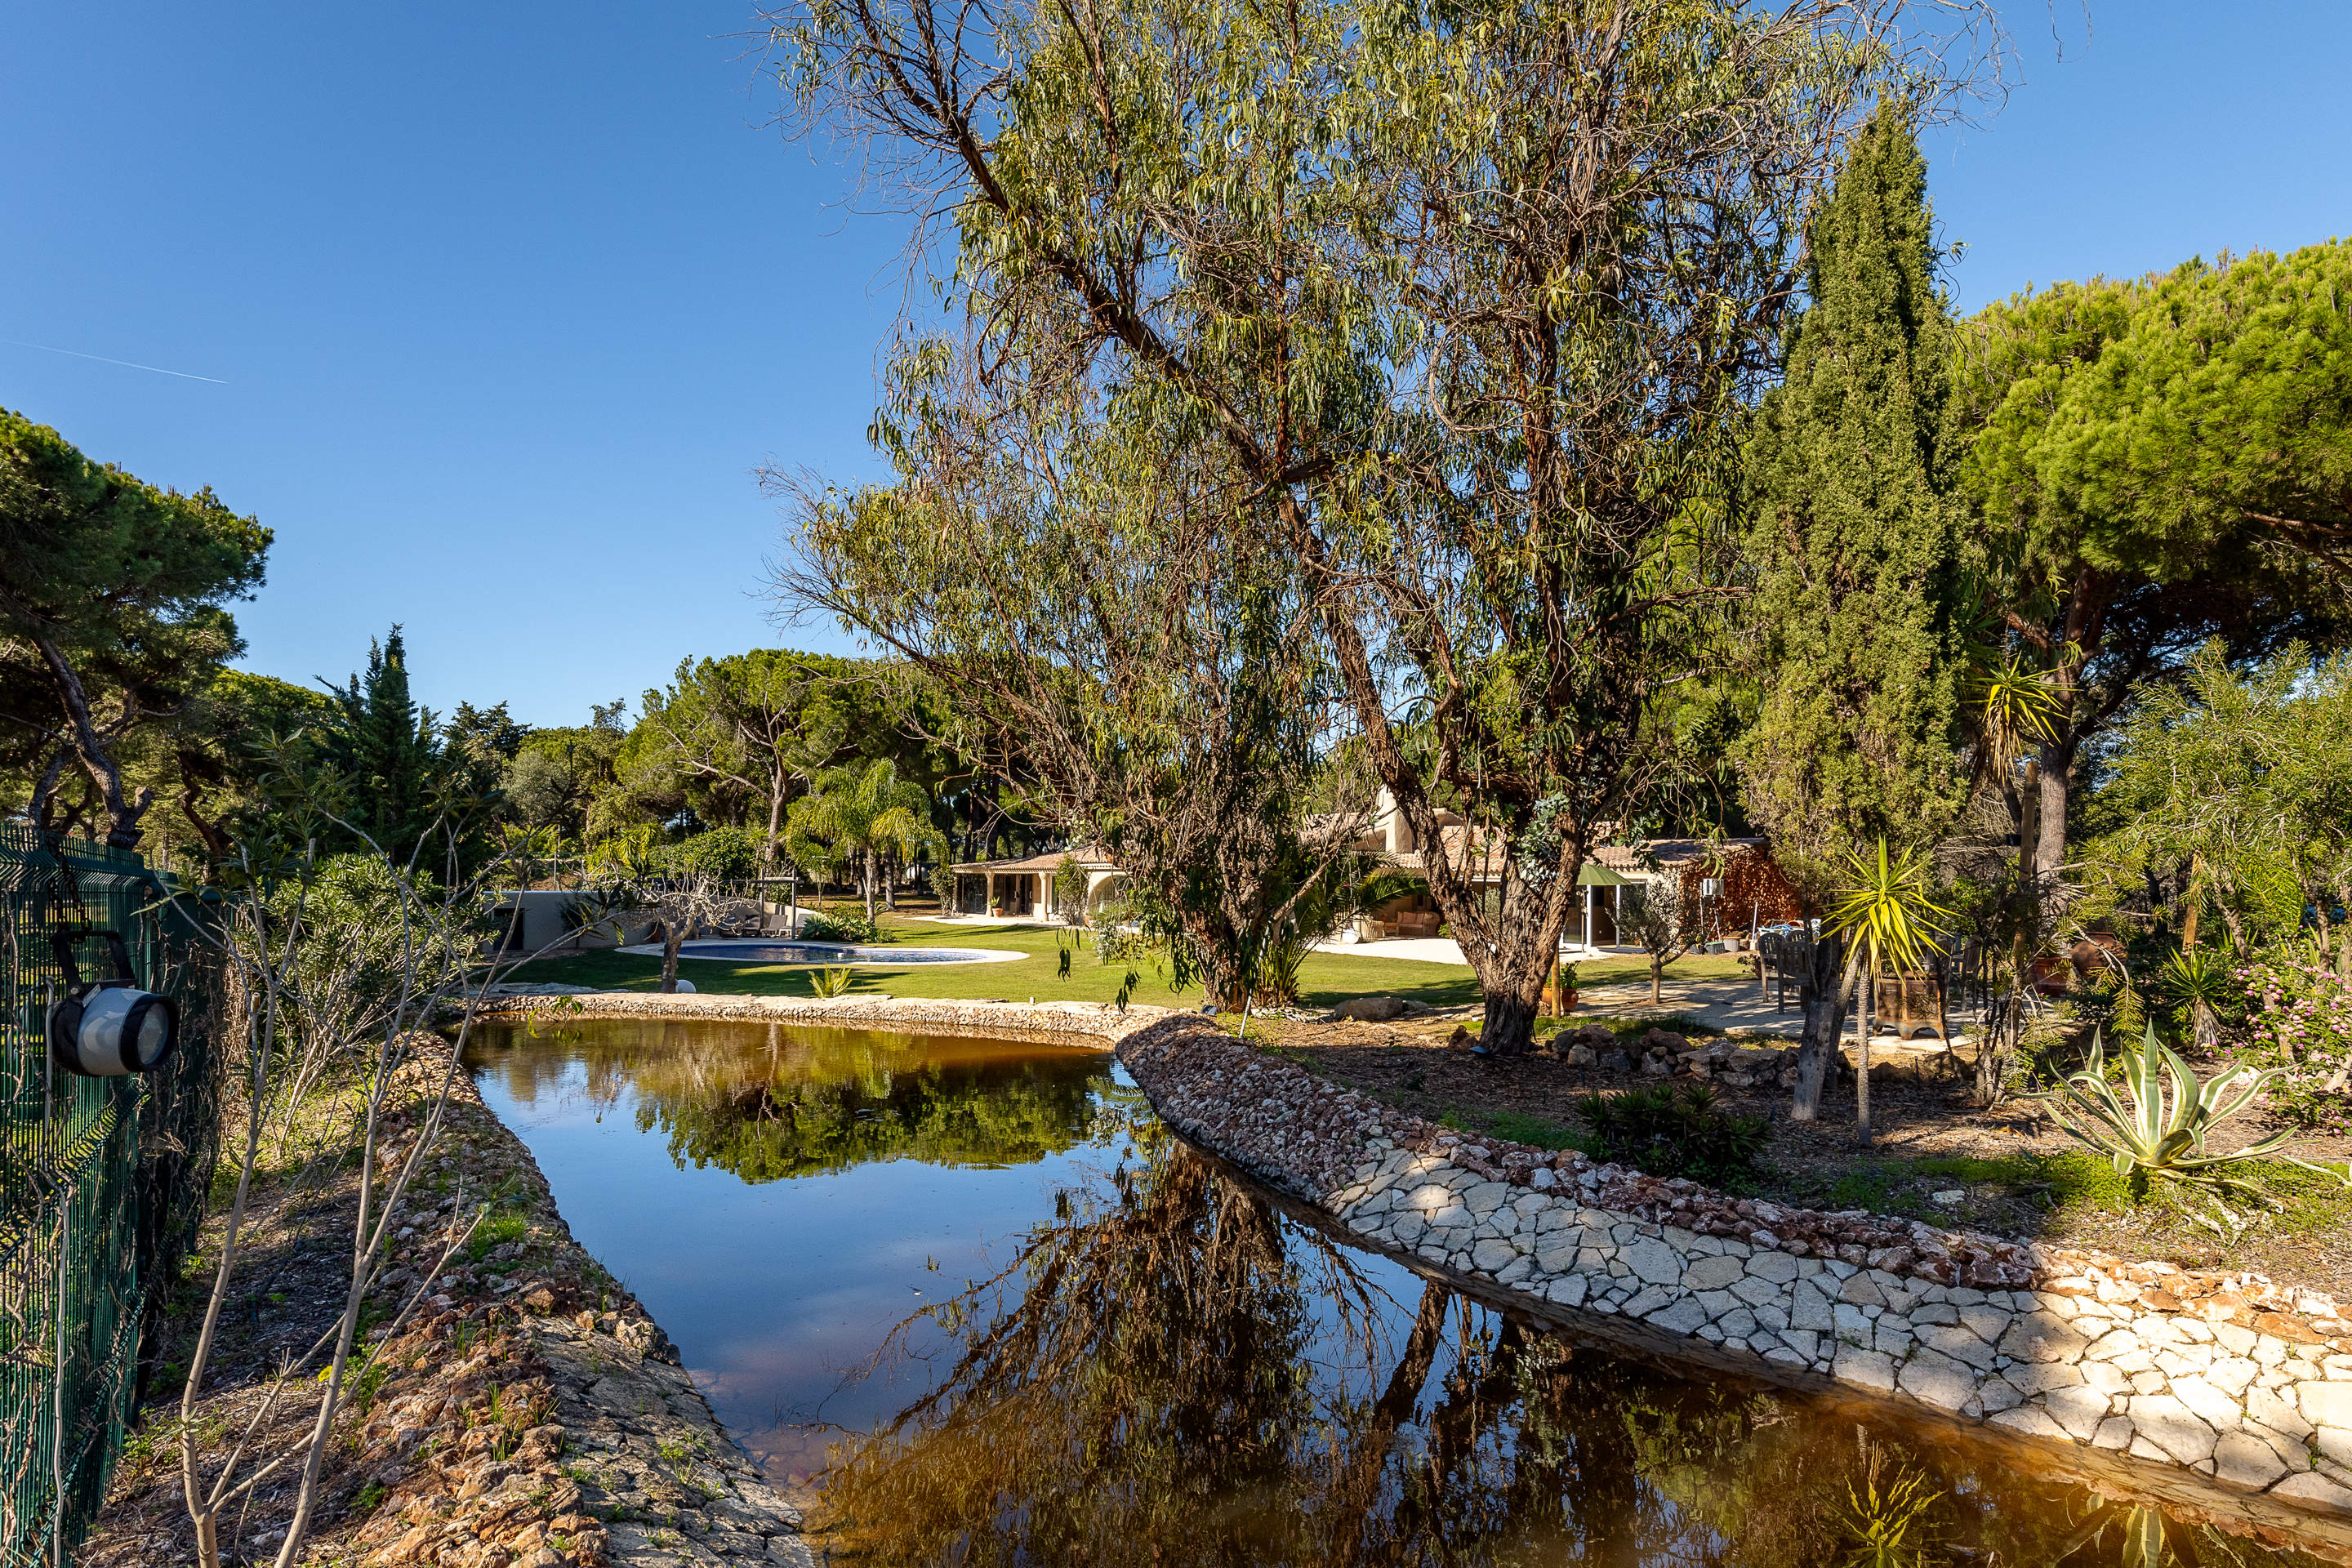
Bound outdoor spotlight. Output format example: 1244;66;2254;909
46;929;177;1077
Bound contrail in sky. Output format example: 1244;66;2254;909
2;337;227;384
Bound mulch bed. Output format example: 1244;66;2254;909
1260;1015;2352;1301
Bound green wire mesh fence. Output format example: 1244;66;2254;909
1;826;218;1568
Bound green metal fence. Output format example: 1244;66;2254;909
1;826;217;1568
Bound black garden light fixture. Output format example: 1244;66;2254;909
46;927;177;1076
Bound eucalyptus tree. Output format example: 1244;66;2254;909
768;0;1960;1051
778;352;1363;1009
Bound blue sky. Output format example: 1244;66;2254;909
4;2;2346;728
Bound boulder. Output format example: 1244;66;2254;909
1637;1027;1690;1058
1326;995;1412;1022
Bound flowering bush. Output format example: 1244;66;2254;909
2222;955;2352;1132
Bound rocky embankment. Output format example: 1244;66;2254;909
86;1033;812;1568
1112;1013;2352;1541
343;1041;813;1568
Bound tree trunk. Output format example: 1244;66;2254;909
764;764;786;867
1650;953;1664;1005
1303;533;1579;1058
1482;985;1539;1061
1973;984;2009;1107
661;928;684;993
29;743;74;831
1789;929;1849;1121
29;630;152;849
2032;741;2069;890
2192;997;2221;1053
1855;966;1874;1148
862;849;877;920
176;771;234;860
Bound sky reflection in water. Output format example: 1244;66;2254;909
466;1017;2339;1568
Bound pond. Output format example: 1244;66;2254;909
466;1016;2340;1567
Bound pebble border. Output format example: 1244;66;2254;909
474;991;2352;1536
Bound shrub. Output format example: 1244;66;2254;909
2225;955;2352;1132
1575;1085;1769;1185
808;965;856;999
800;908;880;944
675;826;760;882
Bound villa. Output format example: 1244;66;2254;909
945;793;1798;948
1336;789;1799;948
946;844;1124;919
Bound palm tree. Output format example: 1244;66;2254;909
1961;642;2069;1104
784;759;938;920
1825;839;1953;1147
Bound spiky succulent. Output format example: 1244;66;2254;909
2034;1021;2291;1232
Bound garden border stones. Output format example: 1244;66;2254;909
473;992;2352;1546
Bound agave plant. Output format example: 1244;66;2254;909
808;964;857;1000
2034;1020;2291;1229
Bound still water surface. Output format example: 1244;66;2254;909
466;1016;2338;1567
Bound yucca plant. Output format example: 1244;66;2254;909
1824;840;1953;1147
2034;1020;2291;1232
808;964;857;1000
2152;944;2236;1050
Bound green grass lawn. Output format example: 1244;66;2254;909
511;911;1739;1011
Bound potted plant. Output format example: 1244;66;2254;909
1544;959;1579;1015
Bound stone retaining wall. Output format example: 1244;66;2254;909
476;991;2352;1542
470;989;1169;1049
1109;1017;2352;1539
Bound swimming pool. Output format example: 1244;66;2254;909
666;939;1016;965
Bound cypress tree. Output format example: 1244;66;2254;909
1737;105;1968;1116
323;626;444;859
1741;104;1967;867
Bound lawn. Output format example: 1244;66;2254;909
510;911;1735;1012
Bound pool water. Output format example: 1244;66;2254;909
671;940;1004;964
465;1016;2341;1567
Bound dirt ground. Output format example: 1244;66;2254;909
85;1040;637;1568
1258;1013;2352;1303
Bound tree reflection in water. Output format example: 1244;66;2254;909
470;1017;1122;1180
822;1146;2334;1568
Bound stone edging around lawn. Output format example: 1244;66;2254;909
468;991;2352;1538
470;987;1171;1047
